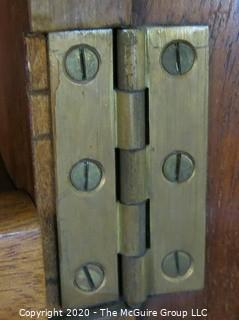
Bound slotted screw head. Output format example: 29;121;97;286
75;263;104;292
70;159;103;191
65;45;100;82
161;41;195;75
162;251;192;278
163;152;194;183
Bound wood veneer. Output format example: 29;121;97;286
0;191;46;319
0;1;238;317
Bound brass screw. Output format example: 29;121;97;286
163;152;194;183
70;159;103;191
161;41;195;75
75;263;104;292
162;251;192;278
65;45;99;82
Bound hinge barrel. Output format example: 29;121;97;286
116;29;149;307
117;29;145;90
119;203;146;257
121;256;148;306
119;149;148;204
117;91;146;150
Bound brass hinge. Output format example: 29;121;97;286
48;26;209;308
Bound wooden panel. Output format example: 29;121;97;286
0;0;33;196
29;0;132;31
25;36;48;91
0;156;15;193
26;36;59;306
30;95;51;138
0;1;235;317
0;191;46;319
133;1;239;319
131;0;234;25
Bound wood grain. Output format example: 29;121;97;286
0;191;46;319
30;95;51;138
25;36;48;91
0;1;238;317
26;36;59;306
32;139;59;306
0;0;33;196
29;0;132;31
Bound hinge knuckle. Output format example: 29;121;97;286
117;29;145;90
117;90;146;150
119;149;148;204
116;29;149;307
119;203;146;257
122;256;148;306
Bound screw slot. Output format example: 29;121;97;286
64;44;100;83
74;263;105;292
70;159;103;192
163;151;195;183
161;40;196;75
162;251;193;279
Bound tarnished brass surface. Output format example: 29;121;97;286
117;29;145;91
116;29;149;308
119;203;146;257
119;149;148;205
48;30;118;308
122;255;148;306
147;26;208;294
117;90;146;150
49;26;208;308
